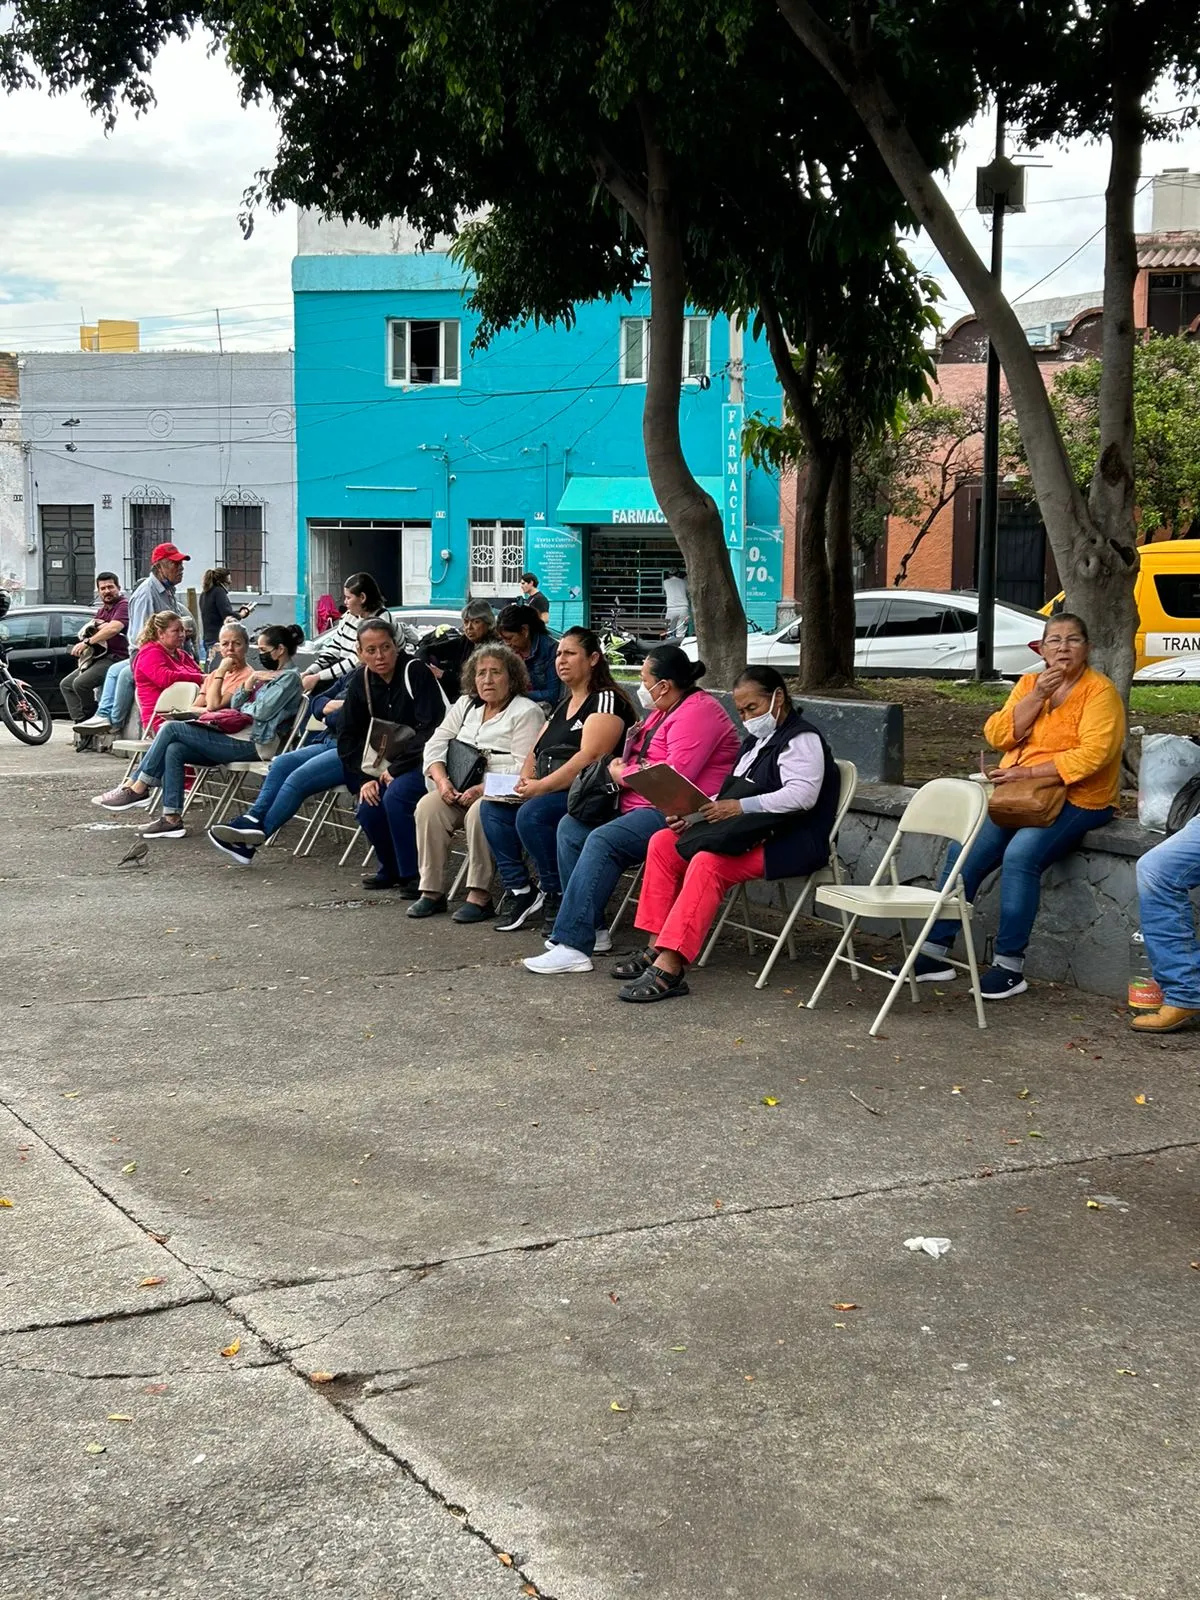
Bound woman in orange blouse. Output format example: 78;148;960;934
913;612;1125;1000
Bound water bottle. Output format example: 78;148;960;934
1128;929;1163;1012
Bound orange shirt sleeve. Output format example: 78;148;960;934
983;675;1037;753
1050;676;1126;788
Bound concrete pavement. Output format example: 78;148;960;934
2;732;1198;1598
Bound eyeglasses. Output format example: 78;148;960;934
1044;635;1085;647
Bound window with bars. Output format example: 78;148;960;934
619;316;710;383
387;318;461;386
222;502;265;591
127;499;171;586
469;520;525;594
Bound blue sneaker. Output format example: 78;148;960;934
211;815;266;846
979;966;1028;1000
889;953;956;983
208;833;256;867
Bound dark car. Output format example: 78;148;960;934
0;604;113;717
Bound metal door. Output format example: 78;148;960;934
40;505;96;603
995;501;1049;611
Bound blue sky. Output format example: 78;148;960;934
0;32;1196;353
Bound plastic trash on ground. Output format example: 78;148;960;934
904;1235;952;1259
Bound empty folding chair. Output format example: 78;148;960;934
805;776;989;1036
698;759;858;988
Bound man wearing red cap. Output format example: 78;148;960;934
76;542;191;735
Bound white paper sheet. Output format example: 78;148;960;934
483;772;521;798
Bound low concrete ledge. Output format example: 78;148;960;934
834;785;1175;999
795;698;904;786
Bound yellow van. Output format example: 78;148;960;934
1042;538;1200;670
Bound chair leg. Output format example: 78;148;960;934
608;865;643;935
697;886;738;969
300;791;340;857
806;912;862;1011
960;910;988;1030
336;824;363;868
449;854;468;899
756;880;814;990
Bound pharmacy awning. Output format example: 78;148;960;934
555;475;723;526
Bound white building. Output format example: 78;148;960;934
0;356;26;600
14;349;298;621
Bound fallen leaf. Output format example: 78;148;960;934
832;1302;859;1311
609;1401;628;1412
220;1337;241;1359
138;1276;165;1287
497;1553;514;1567
0;1198;12;1208
522;1586;537;1597
608;1291;619;1304
744;1373;755;1382
712;1198;723;1210
1133;1094;1147;1106
761;1096;779;1107
106;1413;132;1422
309;1371;337;1384
669;1345;687;1352
951;1085;963;1095
1087;1199;1103;1210
121;1161;137;1174
144;1383;168;1395
1116;1367;1138;1377
1013;1206;1030;1214
1027;1130;1044;1139
1016;1088;1030;1100
61;1091;81;1099
83;1442;106;1455
1190;1261;1200;1271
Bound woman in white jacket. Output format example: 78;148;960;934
299;571;388;695
409;643;545;923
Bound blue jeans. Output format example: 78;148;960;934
97;660;135;727
929;801;1115;958
355;766;427;882
136;723;257;815
479;791;570;893
248;741;343;838
1136;817;1200;1008
551;806;667;955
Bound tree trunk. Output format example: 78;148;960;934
774;0;1141;692
796;441;839;691
592;107;746;688
824;440;856;685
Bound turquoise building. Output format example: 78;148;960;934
292;234;785;633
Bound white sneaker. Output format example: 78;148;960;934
523;945;594;975
593;927;613;955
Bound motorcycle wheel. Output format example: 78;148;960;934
0;681;54;744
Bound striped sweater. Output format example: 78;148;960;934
307;610;388;688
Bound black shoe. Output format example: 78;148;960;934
540;891;562;934
494;885;545;931
362;869;400;891
211;815;266;846
452;898;495;924
398;875;421;900
407;894;448;919
208;833;256;867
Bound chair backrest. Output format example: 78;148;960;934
829;759;858;844
279;693;312;756
896;776;988;846
152;681;201;717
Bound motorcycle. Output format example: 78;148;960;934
0;595;54;745
595;603;659;667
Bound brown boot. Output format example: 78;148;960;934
1130;1005;1200;1034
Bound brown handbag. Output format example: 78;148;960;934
987;771;1066;829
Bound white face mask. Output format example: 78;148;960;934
637;682;659;710
742;693;779;741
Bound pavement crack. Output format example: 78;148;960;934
2;1293;214;1339
278;1272;428;1353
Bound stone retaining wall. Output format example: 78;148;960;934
835;785;1161;1000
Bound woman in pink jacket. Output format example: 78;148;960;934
525;644;743;975
132;611;204;733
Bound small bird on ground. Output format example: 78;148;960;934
118;840;149;868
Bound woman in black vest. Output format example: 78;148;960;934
613;665;839;1002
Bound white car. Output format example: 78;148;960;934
298;606;463;657
682;589;1046;676
1134;652;1200;683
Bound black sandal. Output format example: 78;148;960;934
617;964;690;1003
610;950;654;981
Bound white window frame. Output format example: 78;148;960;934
469;520;525;593
619;315;710;384
386;318;462;387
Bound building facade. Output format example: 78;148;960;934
11;349;297;621
292;232;786;633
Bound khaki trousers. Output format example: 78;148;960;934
413;791;495;894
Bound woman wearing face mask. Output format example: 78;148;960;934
611;665;839;1001
96;624;305;839
523;643;743;975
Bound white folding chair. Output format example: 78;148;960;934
805;777;990;1036
698;759;859;989
608;863;643;935
205;694;313;829
111;682;201;787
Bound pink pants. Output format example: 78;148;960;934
635;826;766;964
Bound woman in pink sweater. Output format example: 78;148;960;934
525;645;743;974
132;611;204;733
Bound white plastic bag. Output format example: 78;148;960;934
1137;734;1200;832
